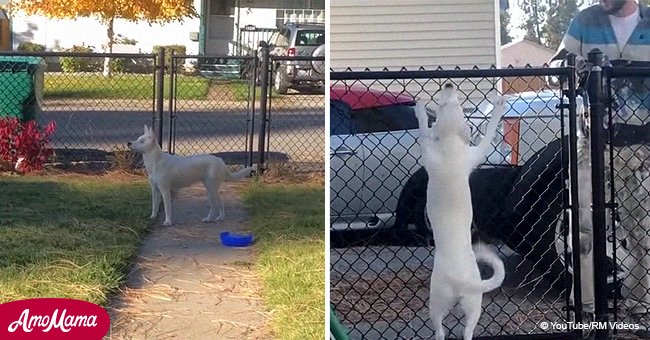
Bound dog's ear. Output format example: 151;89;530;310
144;125;149;136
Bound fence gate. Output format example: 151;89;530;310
167;54;257;167
257;48;325;172
601;60;650;338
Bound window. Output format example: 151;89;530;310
210;0;235;16
351;105;418;134
330;100;418;135
330;100;353;136
270;29;290;46
295;30;325;46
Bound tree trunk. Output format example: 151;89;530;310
103;17;114;78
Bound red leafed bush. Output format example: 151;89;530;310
0;117;57;172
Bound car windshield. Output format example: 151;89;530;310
296;30;325;46
270;29;290;46
330;99;418;135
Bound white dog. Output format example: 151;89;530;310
416;85;506;340
128;125;256;226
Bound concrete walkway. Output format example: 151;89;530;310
107;183;268;339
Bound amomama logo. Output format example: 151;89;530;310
0;298;110;339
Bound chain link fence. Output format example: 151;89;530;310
330;66;586;339
0;52;157;168
331;59;650;339
0;49;324;173
604;63;650;336
167;55;256;166
265;55;325;172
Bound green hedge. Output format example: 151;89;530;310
17;42;46;52
152;45;186;72
59;45;102;73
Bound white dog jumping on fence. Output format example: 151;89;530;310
416;84;506;340
128;125;256;226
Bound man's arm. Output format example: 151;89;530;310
551;48;572;63
550;13;584;64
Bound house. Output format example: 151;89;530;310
329;0;501;103
330;0;501;71
501;38;555;67
9;0;324;55
501;38;556;93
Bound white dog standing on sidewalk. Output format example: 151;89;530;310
128;125;256;227
416;85;506;340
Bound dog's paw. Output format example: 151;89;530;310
491;96;507;116
162;221;173;227
149;214;157;220
414;100;432;130
202;215;223;223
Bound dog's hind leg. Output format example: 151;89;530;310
430;307;447;340
215;190;224;220
203;180;217;222
459;293;483;340
202;180;223;222
429;277;455;340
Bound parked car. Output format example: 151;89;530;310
329;85;574;231
267;23;325;94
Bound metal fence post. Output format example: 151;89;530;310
155;47;165;148
247;55;258;167
257;41;270;171
564;54;584;328
587;48;609;340
167;50;175;154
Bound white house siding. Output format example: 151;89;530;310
330;0;500;71
330;0;501;104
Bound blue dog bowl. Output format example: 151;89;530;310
220;231;254;247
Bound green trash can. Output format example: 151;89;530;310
0;56;46;121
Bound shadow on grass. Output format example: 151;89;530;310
0;175;150;305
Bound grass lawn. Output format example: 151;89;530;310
0;174;150;305
228;81;281;101
243;181;325;340
44;73;210;100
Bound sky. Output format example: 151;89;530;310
506;0;596;41
507;0;527;40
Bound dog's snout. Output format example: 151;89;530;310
127;141;132;147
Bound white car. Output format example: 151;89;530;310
330;85;582;232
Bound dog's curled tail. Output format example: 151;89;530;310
473;244;506;293
227;164;257;181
